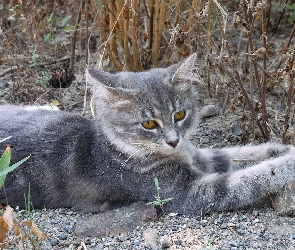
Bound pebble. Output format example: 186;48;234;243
200;105;219;118
4;207;290;249
161;235;171;248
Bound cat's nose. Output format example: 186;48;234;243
167;139;179;148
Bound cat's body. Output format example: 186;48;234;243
0;54;295;215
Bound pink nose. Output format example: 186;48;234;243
167;139;179;148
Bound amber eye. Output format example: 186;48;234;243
142;120;157;129
174;111;186;122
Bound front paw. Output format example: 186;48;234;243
267;145;294;158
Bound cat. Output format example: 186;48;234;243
0;53;295;215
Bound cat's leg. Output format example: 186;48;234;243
208;143;295;171
219;143;294;161
183;153;295;214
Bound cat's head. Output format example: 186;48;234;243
86;53;204;159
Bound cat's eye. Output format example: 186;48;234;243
174;111;186;122
142;120;157;129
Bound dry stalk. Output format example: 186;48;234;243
152;0;165;67
131;0;141;71
85;0;89;64
282;44;295;144
108;0;124;70
69;0;83;72
212;1;268;139
275;23;295;71
261;7;269;138
241;0;261;94
207;0;212;97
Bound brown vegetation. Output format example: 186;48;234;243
0;0;295;140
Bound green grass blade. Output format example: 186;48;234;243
0;155;30;177
0;145;12;186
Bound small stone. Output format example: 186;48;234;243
161;235;171;248
132;239;140;246
200;137;210;144
143;228;159;250
58;233;68;240
200;219;208;226
263;234;270;241
50;238;59;246
0;80;7;88
227;222;236;227
200;105;218;118
233;124;242;135
175;239;182;245
94;244;104;250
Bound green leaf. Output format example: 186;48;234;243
0;136;12;144
61;15;72;26
44;33;52;42
7;16;16;21
64;25;75;32
0;155;30;178
154;177;159;189
0;145;11;187
162;198;174;203
48;13;55;23
0;146;11;170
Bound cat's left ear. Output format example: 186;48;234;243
171;53;204;90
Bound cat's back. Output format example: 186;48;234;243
0;105;98;162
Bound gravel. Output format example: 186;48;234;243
12;207;294;249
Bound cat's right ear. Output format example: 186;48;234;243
86;68;115;99
86;68;136;102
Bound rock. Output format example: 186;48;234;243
0;80;7;88
175;239;182;245
273;181;295;216
143;228;159;250
50;238;59;246
58;233;68;240
200;105;218;118
233;124;242;136
74;202;157;238
161;235;171;248
200;137;210;144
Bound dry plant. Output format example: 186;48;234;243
90;0;207;70
0;0;294;139
0;206;46;249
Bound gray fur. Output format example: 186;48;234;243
1;53;295;215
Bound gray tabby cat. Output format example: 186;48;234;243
0;53;295;215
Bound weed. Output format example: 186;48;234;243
44;13;73;42
147;177;173;213
0;140;46;248
206;235;216;249
44;13;56;43
0;141;30;188
286;3;295;25
29;48;39;67
36;71;51;87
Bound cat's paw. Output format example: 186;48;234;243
266;145;295;158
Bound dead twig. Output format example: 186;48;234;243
0;66;18;77
69;0;83;72
282;45;295;144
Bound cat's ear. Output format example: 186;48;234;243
171;53;204;90
86;68;137;102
